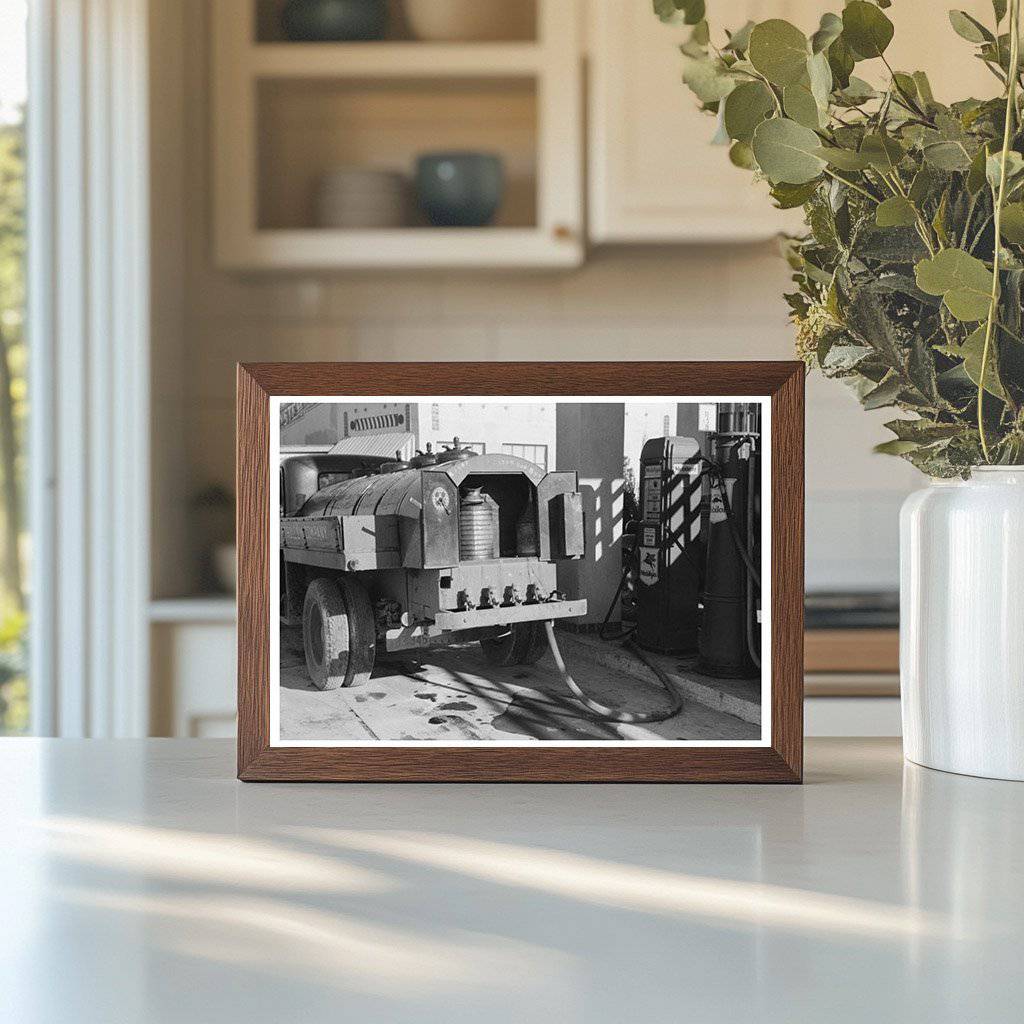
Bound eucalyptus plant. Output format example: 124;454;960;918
659;0;1024;475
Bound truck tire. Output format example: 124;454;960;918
480;620;549;667
302;576;376;689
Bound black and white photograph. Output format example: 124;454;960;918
271;396;770;746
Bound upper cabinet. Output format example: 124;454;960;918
587;1;815;243
211;0;584;269
586;0;1001;245
210;0;1007;266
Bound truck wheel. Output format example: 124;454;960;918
481;621;549;667
302;576;376;689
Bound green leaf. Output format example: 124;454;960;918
724;20;755;53
728;140;758;169
892;72;919;102
948;10;993;44
862;374;902;409
815;145;872;170
827;35;855;89
681;55;737;103
908;335;940;403
986;150;1024;190
783;83;822;128
860;133;905;172
856;226;929;263
874;438;921;455
842;1;894;60
752;117;827;184
682;0;705;25
835;76;878;105
885;418;962;443
723;81;775;143
681;0;705;25
748;19;810;87
912;71;935;105
959;324;1007;398
810;12;843;54
915;249;994;321
923;141;973;171
770;179;820;208
967;142;993;193
875;196;918;228
909;165;936;205
689;20;710;47
807;51;833;110
653;0;677;23
1000;202;1024;242
654;0;705;25
994;0;1008;24
932;190;950;246
846;283;910;371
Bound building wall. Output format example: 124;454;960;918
418;402;556;468
152;0;921;596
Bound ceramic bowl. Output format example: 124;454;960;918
281;0;388;42
403;0;533;42
414;152;504;228
314;168;409;228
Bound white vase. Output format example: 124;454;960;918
900;467;1024;780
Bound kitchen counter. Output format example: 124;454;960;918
2;738;1021;1023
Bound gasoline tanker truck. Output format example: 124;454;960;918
279;441;588;689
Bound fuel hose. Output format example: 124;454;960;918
543;621;684;723
541;561;685;723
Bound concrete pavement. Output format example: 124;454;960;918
279;626;760;742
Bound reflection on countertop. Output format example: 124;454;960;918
1;738;1022;1023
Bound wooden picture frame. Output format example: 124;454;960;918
237;362;804;782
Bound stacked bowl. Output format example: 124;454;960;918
314;167;409;228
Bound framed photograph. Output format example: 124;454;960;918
237;362;804;782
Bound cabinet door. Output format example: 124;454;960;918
588;1;813;243
588;0;998;244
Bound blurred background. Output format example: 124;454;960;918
0;0;998;740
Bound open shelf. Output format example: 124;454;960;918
249;42;544;77
213;0;581;268
257;76;537;232
222;227;579;269
254;0;538;45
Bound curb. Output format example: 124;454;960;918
554;632;762;727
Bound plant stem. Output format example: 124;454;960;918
874;168;937;254
821;167;879;203
881;54;930;120
968;212;994;253
979;0;1021;463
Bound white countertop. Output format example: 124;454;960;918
1;738;1021;1023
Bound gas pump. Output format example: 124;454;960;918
548;407;761;725
633;436;704;654
697;403;761;679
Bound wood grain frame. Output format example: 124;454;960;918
237;362;804;782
